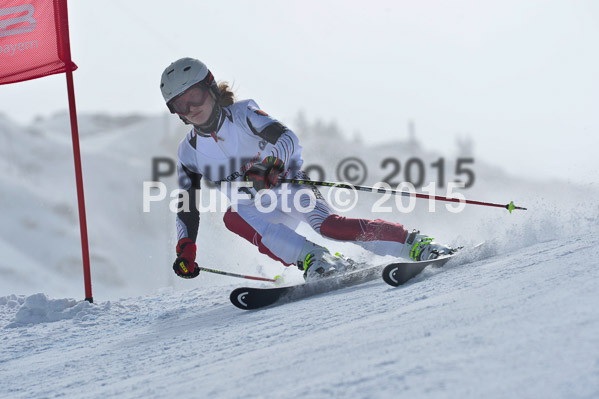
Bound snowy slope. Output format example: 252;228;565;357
1;227;598;398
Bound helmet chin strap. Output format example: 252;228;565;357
193;103;222;136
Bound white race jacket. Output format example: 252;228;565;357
176;99;303;241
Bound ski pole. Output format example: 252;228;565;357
198;267;276;282
279;178;527;213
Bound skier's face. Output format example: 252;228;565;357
183;94;216;125
168;83;216;125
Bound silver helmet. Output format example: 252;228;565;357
160;57;219;105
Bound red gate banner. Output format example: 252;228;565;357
0;0;77;85
0;0;92;302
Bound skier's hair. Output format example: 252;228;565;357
218;82;236;107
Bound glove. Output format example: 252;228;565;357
173;238;200;279
244;156;285;191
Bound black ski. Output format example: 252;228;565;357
381;255;454;287
230;262;386;310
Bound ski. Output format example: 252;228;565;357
230;262;386;310
381;255;454;287
230;243;481;309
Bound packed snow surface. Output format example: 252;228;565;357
1;228;598;398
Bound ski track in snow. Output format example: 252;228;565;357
1;233;599;399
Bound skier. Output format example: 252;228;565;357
160;57;453;280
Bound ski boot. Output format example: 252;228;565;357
400;230;456;261
296;241;351;280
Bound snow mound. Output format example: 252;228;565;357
0;294;26;324
5;293;107;327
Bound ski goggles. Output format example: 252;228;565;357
167;82;210;115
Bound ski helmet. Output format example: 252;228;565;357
160;58;220;109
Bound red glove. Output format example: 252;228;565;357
173;238;200;279
244;156;285;191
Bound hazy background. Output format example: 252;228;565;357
2;0;598;183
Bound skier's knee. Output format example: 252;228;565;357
320;214;343;239
223;208;241;233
